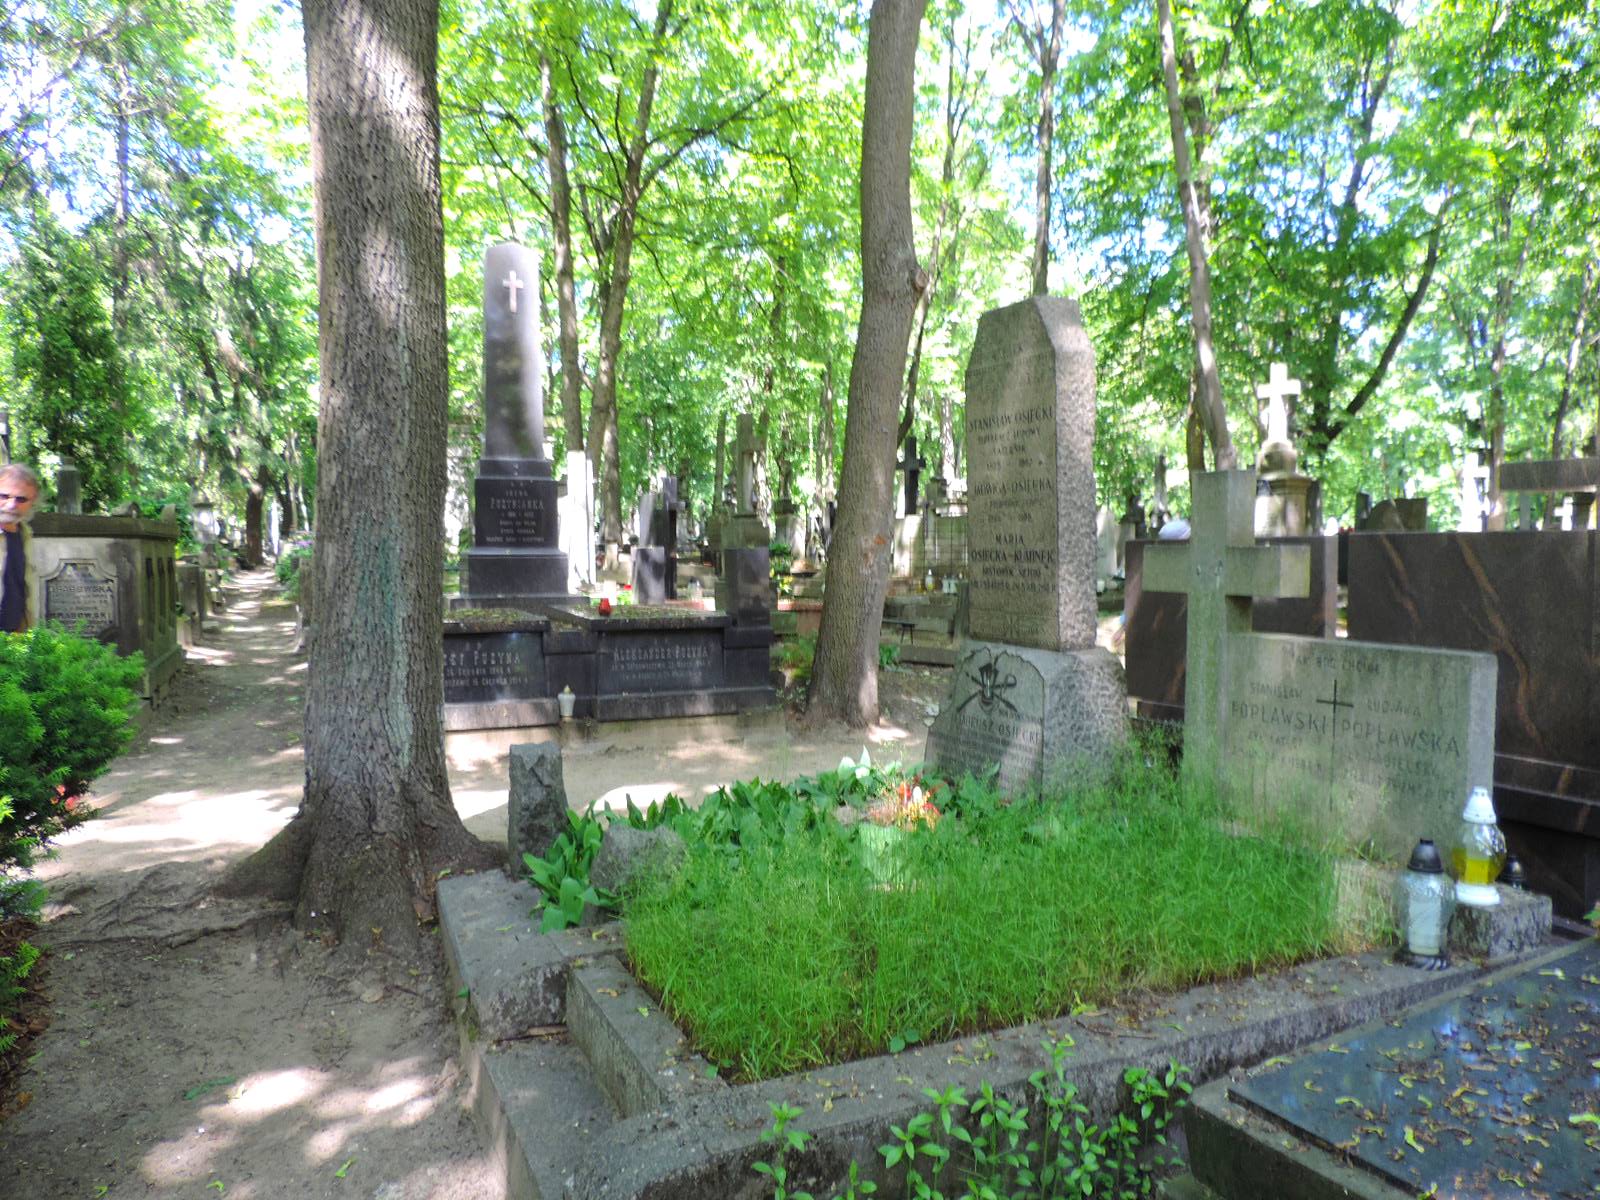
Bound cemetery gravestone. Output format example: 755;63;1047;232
29;511;184;697
561;450;596;593
1225;939;1600;1199
631;475;681;604
926;296;1125;791
42;560;118;640
1144;471;1497;857
55;458;83;514
455;242;572;610
1253;362;1316;536
719;415;770;551
508;741;569;865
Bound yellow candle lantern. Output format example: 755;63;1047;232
1452;785;1507;908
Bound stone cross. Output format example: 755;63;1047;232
502;268;526;314
1255;363;1302;478
735;414;758;517
1142;470;1310;785
1255;362;1301;437
481;243;547;463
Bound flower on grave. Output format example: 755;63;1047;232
866;780;941;831
598;598;613;616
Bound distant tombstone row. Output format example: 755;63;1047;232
631;474;684;604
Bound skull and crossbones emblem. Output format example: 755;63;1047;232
954;650;1019;717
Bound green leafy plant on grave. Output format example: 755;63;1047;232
752;1048;1192;1200
521;808;617;932
778;634;817;686
878;642;901;669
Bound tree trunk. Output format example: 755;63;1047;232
243;463;266;566
1553;258;1595;459
808;0;929;727
220;0;495;952
1028;0;1065;296
586;0;674;551
542;55;584;454
1485;190;1529;530
1155;0;1234;470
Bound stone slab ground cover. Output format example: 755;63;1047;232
438;871;1559;1200
1170;938;1599;1200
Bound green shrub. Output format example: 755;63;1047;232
778;634;816;685
0;625;142;883
275;537;315;598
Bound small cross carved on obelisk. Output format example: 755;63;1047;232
502;269;525;313
1141;470;1311;787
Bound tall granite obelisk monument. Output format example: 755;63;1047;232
456;242;571;609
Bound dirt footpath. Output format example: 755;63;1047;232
0;571;936;1200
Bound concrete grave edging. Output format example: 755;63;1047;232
437;869;1558;1200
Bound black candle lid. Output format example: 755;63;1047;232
1407;839;1445;874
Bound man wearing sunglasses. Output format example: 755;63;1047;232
0;463;40;633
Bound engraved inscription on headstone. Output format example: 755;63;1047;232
43;560;118;640
443;632;547;704
1225;633;1496;856
925;646;1046;795
962;297;1097;653
476;479;554;546
597;632;722;695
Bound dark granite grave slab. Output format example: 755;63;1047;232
543;604;774;721
715;548;771;626
631;547;672;605
474;476;559;547
1348;530;1600;919
443;612;557;730
1227;938;1600;1199
1125;535;1338;722
596;629;722;695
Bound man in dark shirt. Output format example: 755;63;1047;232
0;463;40;633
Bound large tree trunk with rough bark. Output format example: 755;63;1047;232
1155;0;1235;470
219;0;495;952
808;0;929;727
585;0;673;552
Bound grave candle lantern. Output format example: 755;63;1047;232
1452;786;1507;908
1396;838;1453;969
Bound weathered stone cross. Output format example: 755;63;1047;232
1255;362;1300;446
734;413;759;517
1142;470;1310;785
502;269;526;313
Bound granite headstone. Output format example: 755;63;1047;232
927;296;1126;787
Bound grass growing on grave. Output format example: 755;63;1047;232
621;745;1366;1081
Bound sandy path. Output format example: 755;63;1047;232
0;570;927;1199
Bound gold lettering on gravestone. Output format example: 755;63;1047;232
604;635;718;691
480;480;550;545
